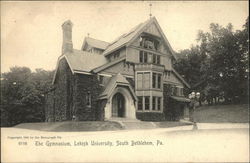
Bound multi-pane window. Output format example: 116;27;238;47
156;55;160;64
171;86;184;96
138;97;143;110
137;96;162;111
153;54;156;63
157;97;161;110
144;52;148;63
139;51;161;65
157;74;162;89
144;73;150;89
139;51;143;62
137;72;150;89
144;96;150;110
152;97;156;110
137;73;143;89
152;73;162;89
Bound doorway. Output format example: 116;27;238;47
112;93;125;117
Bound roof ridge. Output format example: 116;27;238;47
86;37;110;44
106;18;151;48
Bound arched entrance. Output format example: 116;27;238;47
112;93;125;117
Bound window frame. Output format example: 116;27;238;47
86;91;91;107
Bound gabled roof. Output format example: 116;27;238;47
172;68;191;88
103;17;177;60
92;56;126;73
103;19;151;56
82;37;110;50
99;73;137;100
52;49;107;83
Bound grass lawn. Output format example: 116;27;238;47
194;104;249;123
14;121;124;132
12;104;248;132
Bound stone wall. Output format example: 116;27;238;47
73;73;102;121
52;58;73;121
45;58;104;122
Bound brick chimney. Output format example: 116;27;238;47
62;20;73;54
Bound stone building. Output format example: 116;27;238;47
45;17;191;122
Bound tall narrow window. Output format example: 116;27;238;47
152;73;157;88
157;97;161;110
148;53;152;63
144;72;150;89
138;97;143;110
139;51;143;63
144;52;148;63
156;55;160;64
157;74;162;89
152;97;156;110
153;54;156;64
137;73;143;89
144;96;150;110
86;91;91;107
180;88;184;96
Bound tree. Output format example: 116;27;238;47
174;17;249;104
0;67;54;126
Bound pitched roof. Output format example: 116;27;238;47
64;49;107;72
102;17;177;60
99;73;137;100
82;37;110;50
172;68;191;88
52;49;107;83
103;18;151;56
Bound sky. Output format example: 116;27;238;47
1;1;249;72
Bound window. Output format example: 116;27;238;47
152;73;157;88
144;96;150;110
148;53;152;63
137;72;150;90
153;54;156;63
157;97;161;111
137;96;162;111
144;52;148;63
137;73;143;89
173;87;178;96
139;51;143;62
152;97;156;110
138;97;143;110
156;55;160;64
152;73;162;89
144;72;150;89
86;91;91;107
139;51;161;65
180;88;184;96
157;74;162;89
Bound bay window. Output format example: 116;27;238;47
138;97;143;110
139;51;161;65
137;96;162;111
137;72;150;90
152;73;162;89
144;96;150;110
